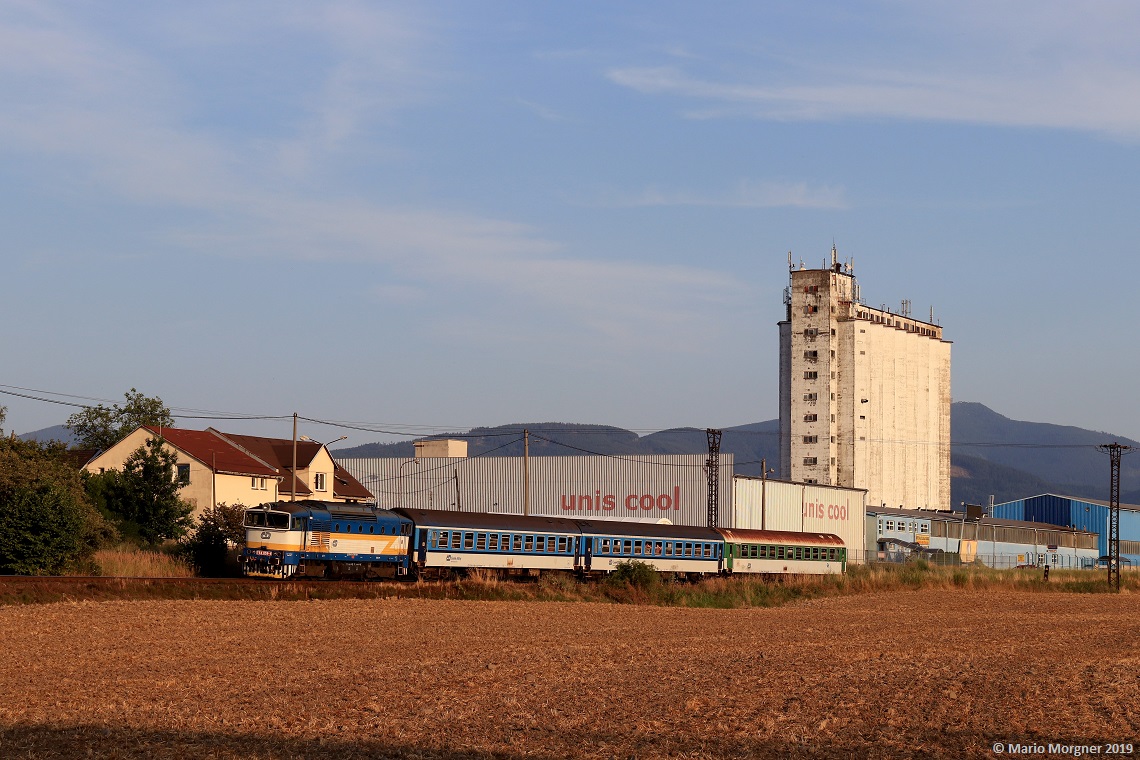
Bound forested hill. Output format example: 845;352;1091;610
332;405;1140;507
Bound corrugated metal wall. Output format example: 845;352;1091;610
731;477;867;562
339;454;735;528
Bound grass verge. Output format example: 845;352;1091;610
1;561;1134;607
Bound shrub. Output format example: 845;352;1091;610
606;560;659;589
181;503;246;577
0;482;87;575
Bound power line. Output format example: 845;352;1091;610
0;382;1129;451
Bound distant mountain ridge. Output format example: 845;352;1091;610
332;405;1140;507
20;404;1139;507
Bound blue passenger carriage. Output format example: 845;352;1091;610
396;509;582;578
241;501;413;579
577;520;724;578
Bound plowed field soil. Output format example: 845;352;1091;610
1;591;1137;759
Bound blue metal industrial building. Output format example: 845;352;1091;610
992;493;1140;566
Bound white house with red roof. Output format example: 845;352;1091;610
83;425;371;518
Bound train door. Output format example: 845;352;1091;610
579;536;591;574
416;529;428;568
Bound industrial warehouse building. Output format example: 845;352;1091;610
992;493;1140;567
337;454;871;562
778;248;951;511
866;505;1100;568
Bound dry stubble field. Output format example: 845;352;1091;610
0;590;1137;759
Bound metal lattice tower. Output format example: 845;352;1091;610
1097;443;1134;592
706;428;722;528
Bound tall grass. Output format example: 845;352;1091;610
92;546;194;578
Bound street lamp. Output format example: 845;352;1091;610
399;459;420;509
299;434;348;448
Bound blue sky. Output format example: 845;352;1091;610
3;1;1140;443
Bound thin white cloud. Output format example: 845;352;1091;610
614;180;847;210
606;3;1140;139
0;2;749;348
516;98;566;122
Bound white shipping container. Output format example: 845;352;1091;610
732;477;867;563
339;454;735;528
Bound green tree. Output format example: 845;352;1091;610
182;502;246;577
0;482;87;575
0;436;116;574
0;405;6;436
116;437;193;544
66;388;174;451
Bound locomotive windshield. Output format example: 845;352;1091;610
244;510;290;529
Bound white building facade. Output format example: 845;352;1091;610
778;249;951;511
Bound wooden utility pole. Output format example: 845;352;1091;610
291;412;298;502
523;428;530;517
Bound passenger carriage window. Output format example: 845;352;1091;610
683;543;691;557
654;541;663;556
703;544;712;558
794;548;802;560
828;548;836;560
524;536;534;552
777;547;785;560
464;533;474;550
558;537;567;553
451;533;461;549
436;531;446;548
665;543;673;557
623;540;632;554
633;540;642;555
476;534;487;550
512;535;522;551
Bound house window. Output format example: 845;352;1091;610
803;393;818;402
176;464;190;486
804;371;818;380
314;473;327;492
804;414;817;422
803;457;817;466
803;435;818;444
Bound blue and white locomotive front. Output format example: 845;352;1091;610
241;501;415;579
241;503;307;578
